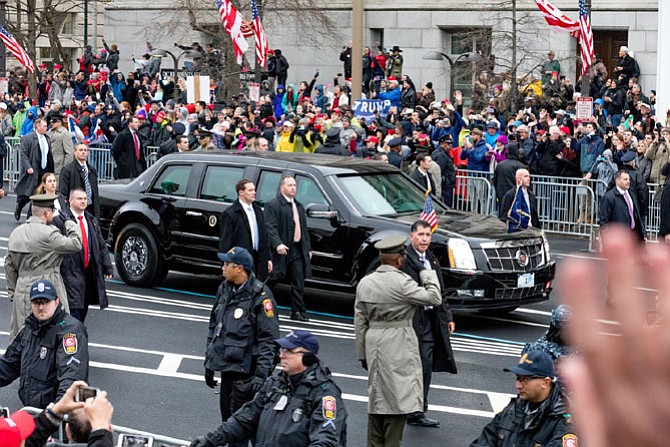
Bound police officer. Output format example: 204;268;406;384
469;351;578;447
0;279;89;409
522;305;572;361
204;246;279;438
190;330;347;447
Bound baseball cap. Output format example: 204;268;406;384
387;137;402;147
504;351;555;378
0;410;36;447
276;330;319;354
217;247;254;271
364;136;379;144
30;279;58;301
486;121;499;129
621;151;636;163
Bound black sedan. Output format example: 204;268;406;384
98;151;555;312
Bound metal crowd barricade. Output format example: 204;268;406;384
646;183;662;243
146;145;160;168
88;142;115;182
21;406;189;446
452;169;496;215
4;136;22;192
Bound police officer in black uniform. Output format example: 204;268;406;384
0;278;89;408
191;330;347;447
204;246;280;443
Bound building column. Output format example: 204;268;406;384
656;1;670;126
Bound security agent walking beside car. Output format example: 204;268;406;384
58;143;101;221
264;174;312;321
14;117;54;220
469;350;578;447
204;246;279;439
110;116;146;179
219;178;272;281
191;330;347;447
355;235;443;447
53;188;114;323
0;278;89;409
402;220;457;427
6;193;82;340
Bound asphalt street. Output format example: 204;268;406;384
0;194;616;447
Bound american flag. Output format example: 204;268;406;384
578;0;594;76
216;0;250;65
251;0;269;67
0;26;34;73
534;0;580;33
420;195;438;233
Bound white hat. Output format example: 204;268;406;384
0;103;7;110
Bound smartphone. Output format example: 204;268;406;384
76;386;100;402
0;407;9;418
117;434;154;447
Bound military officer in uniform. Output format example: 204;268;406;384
6;193;82;340
190;330;347;447
403;220;458;427
0;279;89;409
203;246;279;446
355;235;443;447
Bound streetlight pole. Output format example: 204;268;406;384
83;0;88;47
351;0;363;101
0;0;6;74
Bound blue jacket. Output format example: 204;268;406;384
273;85;285;119
460;139;489;172
377;87;401;109
576;133;604;173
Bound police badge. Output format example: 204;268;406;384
292;408;304;423
40;347;47;359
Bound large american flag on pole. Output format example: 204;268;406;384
216;0;249;65
578;0;594;77
420;195;438;233
0;26;34;73
251;0;269;67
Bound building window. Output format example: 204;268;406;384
62;12;76;35
441;28;492;105
370;28;384;51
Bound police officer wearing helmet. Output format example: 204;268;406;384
204;246;279;443
0;279;89;409
191;330;348;447
469;351;577;447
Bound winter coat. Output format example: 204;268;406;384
5;217;82;338
52;211;113;310
460;139;489;172
15;131;54;197
645;141;670;185
47;126;74;179
355;265;442;414
264;194;312;280
599;186;646;241
273;86;285;119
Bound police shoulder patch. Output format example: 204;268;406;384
63;333;77;355
562;433;578;447
322;396;336;420
262;298;274;318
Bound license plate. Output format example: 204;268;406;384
517;273;535;288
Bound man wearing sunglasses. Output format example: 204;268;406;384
469;350;578;447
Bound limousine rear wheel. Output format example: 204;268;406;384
115;223;167;286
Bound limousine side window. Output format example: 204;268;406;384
149;164;192;196
295;175;329;207
256;170;282;206
200;166;245;202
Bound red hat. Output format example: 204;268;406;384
267;49;275;55
364;136;379;144
53;63;62;70
551;71;558;76
0;410;36;447
559;125;570;135
537;129;546;135
186;103;196;114
135;109;147;119
387;129;395;135
207;103;214;110
155;110;165;122
39;63;47;68
387;76;397;81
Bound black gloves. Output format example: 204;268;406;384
250;376;266;394
205;369;218;388
360;359;368;371
190;436;214;447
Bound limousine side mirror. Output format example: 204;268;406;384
306;203;338;220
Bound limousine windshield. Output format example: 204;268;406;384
336;172;448;217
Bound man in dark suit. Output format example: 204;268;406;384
499;168;541;229
409;153;437;195
599;169;645;241
53;188;114;322
58;143;100;220
402;219;457;427
264;175;312;321
111;116;146;179
219;179;272;281
14;118;54;220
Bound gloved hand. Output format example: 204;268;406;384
204;369;218;388
249;376;266;394
360;359;368;371
190;436;214;447
405;255;425;273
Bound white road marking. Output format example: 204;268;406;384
157;354;184;374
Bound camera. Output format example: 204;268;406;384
76;386;100;402
117;434;154;447
0;407;10;418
